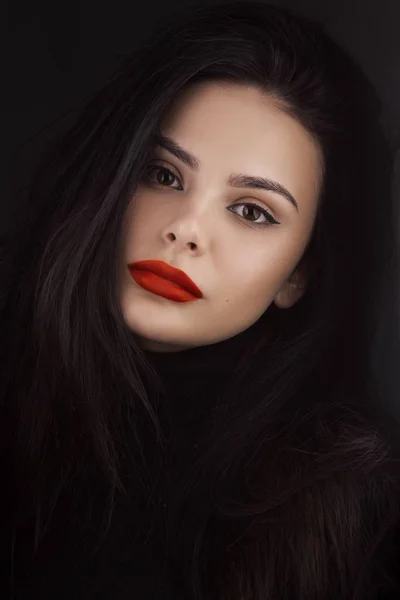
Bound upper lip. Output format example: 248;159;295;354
128;259;203;298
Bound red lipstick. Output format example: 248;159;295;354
127;259;203;303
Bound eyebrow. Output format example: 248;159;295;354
153;134;299;212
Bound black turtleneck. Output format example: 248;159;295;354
141;321;261;504
143;319;260;421
8;322;260;600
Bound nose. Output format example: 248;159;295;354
160;194;213;256
161;217;206;255
164;231;198;251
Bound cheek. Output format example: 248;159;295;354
224;251;279;290
220;245;296;307
123;197;155;253
214;271;275;334
221;265;274;310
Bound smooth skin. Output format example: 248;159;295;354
119;81;323;352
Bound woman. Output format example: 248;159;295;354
1;1;400;598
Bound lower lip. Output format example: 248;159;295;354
128;268;201;303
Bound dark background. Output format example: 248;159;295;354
2;0;400;414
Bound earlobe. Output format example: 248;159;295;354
273;270;308;309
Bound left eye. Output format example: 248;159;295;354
143;165;279;227
227;203;279;226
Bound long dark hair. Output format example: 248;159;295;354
2;1;400;598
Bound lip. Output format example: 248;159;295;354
127;259;203;303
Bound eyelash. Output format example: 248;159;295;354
141;165;280;229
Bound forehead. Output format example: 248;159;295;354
161;81;323;207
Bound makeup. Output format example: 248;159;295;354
128;259;203;303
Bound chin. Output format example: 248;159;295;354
138;337;193;353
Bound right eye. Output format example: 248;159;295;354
142;165;183;190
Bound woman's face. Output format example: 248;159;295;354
119;81;323;352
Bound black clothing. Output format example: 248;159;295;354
2;320;400;599
3;324;258;600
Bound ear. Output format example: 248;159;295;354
273;263;308;309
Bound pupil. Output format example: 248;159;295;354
244;206;258;221
158;169;172;185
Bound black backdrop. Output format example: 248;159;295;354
2;0;400;415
